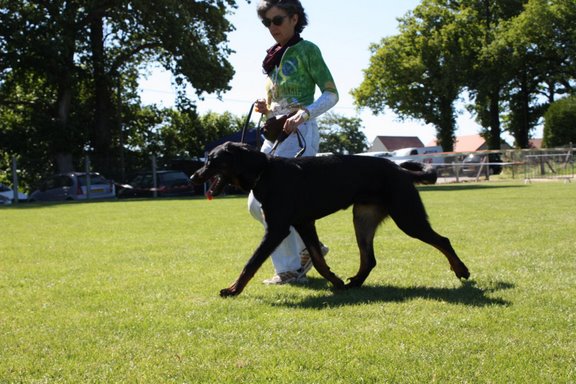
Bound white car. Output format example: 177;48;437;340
29;172;116;202
355;151;393;158
390;146;444;165
0;183;28;205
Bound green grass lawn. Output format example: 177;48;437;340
1;182;574;383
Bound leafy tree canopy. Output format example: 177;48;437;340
0;0;244;184
352;0;472;151
318;113;368;155
353;0;575;150
543;95;576;147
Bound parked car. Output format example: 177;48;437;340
461;153;503;176
117;170;196;198
28;172;116;202
355;151;394;158
391;146;444;166
0;183;28;205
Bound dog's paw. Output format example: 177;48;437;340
331;278;346;290
344;281;360;289
452;263;470;280
344;275;367;289
219;287;239;297
457;269;471;280
344;279;361;289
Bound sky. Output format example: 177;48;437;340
138;1;532;146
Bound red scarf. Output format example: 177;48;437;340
262;34;302;75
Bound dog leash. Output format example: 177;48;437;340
269;128;306;158
239;102;266;148
240;102;255;144
241;103;306;158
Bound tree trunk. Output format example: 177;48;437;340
55;81;74;173
90;13;115;175
487;89;501;150
53;3;79;173
513;73;531;149
435;97;456;152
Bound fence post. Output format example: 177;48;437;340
85;155;91;200
11;156;19;205
510;151;516;179
151;155;157;198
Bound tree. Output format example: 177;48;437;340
461;0;527;149
496;0;576;147
107;107;242;181
0;0;240;181
542;95;576;147
352;0;470;151
159;110;241;159
352;0;575;150
318;113;368;154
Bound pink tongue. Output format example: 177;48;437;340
206;176;220;200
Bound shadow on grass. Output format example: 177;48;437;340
418;183;527;192
271;279;514;309
5;195;208;209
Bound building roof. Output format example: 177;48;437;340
370;136;424;152
529;139;543;149
427;134;514;152
453;135;487;152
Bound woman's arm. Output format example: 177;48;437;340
284;90;339;132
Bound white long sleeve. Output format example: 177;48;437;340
306;91;339;119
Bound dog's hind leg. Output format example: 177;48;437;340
294;222;345;289
347;204;387;288
413;228;469;279
429;233;470;279
389;198;470;280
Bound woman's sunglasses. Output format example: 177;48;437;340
261;15;288;27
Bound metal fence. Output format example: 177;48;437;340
386;146;573;184
2;146;574;205
438;147;573;183
521;150;574;182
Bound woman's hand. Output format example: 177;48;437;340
283;109;309;133
254;99;269;115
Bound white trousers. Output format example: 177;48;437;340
248;120;319;274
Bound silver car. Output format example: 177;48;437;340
29;172;116;202
0;183;28;205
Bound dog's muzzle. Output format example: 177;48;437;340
191;169;227;200
205;175;226;200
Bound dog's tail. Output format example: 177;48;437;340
399;161;438;185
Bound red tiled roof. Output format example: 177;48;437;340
453;135;486;152
372;136;424;151
427;135;485;152
428;135;486;152
529;139;543;149
428;134;515;152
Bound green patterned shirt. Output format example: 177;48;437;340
265;40;338;112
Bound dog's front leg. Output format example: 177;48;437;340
220;226;290;297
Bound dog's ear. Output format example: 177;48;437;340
223;141;253;154
221;141;267;174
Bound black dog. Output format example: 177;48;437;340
191;142;470;297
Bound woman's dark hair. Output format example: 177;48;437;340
257;0;308;34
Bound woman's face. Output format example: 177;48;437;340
263;6;298;46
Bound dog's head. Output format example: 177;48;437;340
190;141;267;199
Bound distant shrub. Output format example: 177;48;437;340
543;95;576;147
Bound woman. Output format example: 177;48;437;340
249;0;339;285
